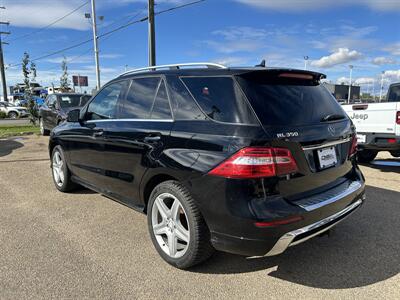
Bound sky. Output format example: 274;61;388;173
1;0;400;95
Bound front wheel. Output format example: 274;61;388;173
147;181;214;269
8;111;18;119
357;149;378;163
51;145;78;192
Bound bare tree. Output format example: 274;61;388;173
22;52;38;124
60;56;70;92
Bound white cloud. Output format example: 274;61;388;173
384;70;400;81
212;27;268;41
311;48;362;68
235;0;400;12
4;0;90;30
354;77;375;85
372;57;397;65
212;57;249;66
383;42;400;56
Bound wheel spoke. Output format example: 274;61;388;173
155;197;170;219
59;170;64;183
168;233;177;257
53;168;60;183
175;223;189;243
153;221;167;235
170;199;181;220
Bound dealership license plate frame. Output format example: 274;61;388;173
317;146;338;169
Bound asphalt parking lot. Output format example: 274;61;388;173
0;135;399;299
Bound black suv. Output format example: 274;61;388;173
49;63;365;269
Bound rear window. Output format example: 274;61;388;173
59;95;81;108
388;85;400;102
181;76;257;124
237;73;346;126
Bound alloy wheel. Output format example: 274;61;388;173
151;193;190;259
52;151;65;187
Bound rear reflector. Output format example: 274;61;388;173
254;216;303;227
388;138;396;144
208;147;298;179
349;134;358;156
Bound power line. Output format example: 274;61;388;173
7;0;206;68
7;0;90;42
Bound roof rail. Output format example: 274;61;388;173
118;62;227;77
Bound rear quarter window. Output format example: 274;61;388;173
180;76;257;124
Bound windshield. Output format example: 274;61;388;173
236;73;346;126
59;95;83;108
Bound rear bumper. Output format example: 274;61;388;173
357;132;400;151
207;178;365;257
265;197;363;256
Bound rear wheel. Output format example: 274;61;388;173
147;180;214;269
357;149;378;163
390;151;400;158
40;118;50;136
51;145;78;192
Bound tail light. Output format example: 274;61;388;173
208;147;298;179
349;134;358;157
396;111;400;125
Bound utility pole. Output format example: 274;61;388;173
148;0;156;67
90;0;101;90
379;71;385;102
347;65;353;104
0;7;9;101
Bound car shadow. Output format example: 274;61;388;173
190;186;400;289
360;158;400;173
0;138;24;157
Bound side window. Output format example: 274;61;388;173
87;81;126;120
150;80;172;119
119;77;160;119
181;76;257;124
47;95;55;106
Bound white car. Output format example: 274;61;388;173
0;101;29;119
342;82;400;162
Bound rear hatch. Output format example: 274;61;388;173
236;70;355;198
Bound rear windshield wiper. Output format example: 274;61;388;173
321;114;346;122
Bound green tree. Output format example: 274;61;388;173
60;56;70;92
22;52;38;125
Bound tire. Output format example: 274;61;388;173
8;111;18;119
147;180;214;269
51;145;78;192
357;149;378;163
39;118;50;136
390;151;400;158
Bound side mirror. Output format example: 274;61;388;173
67;109;81;123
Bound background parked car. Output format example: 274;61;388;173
0;101;29;119
39;93;91;135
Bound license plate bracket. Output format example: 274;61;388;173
317;146;338;169
357;134;366;144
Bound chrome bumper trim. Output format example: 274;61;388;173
298;181;363;211
265;198;364;256
302;137;351;151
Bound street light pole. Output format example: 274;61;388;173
303;56;309;70
148;0;156;67
379;71;385;102
347;65;353;104
90;0;101;90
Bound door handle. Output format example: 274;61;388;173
144;135;161;142
93;130;104;137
